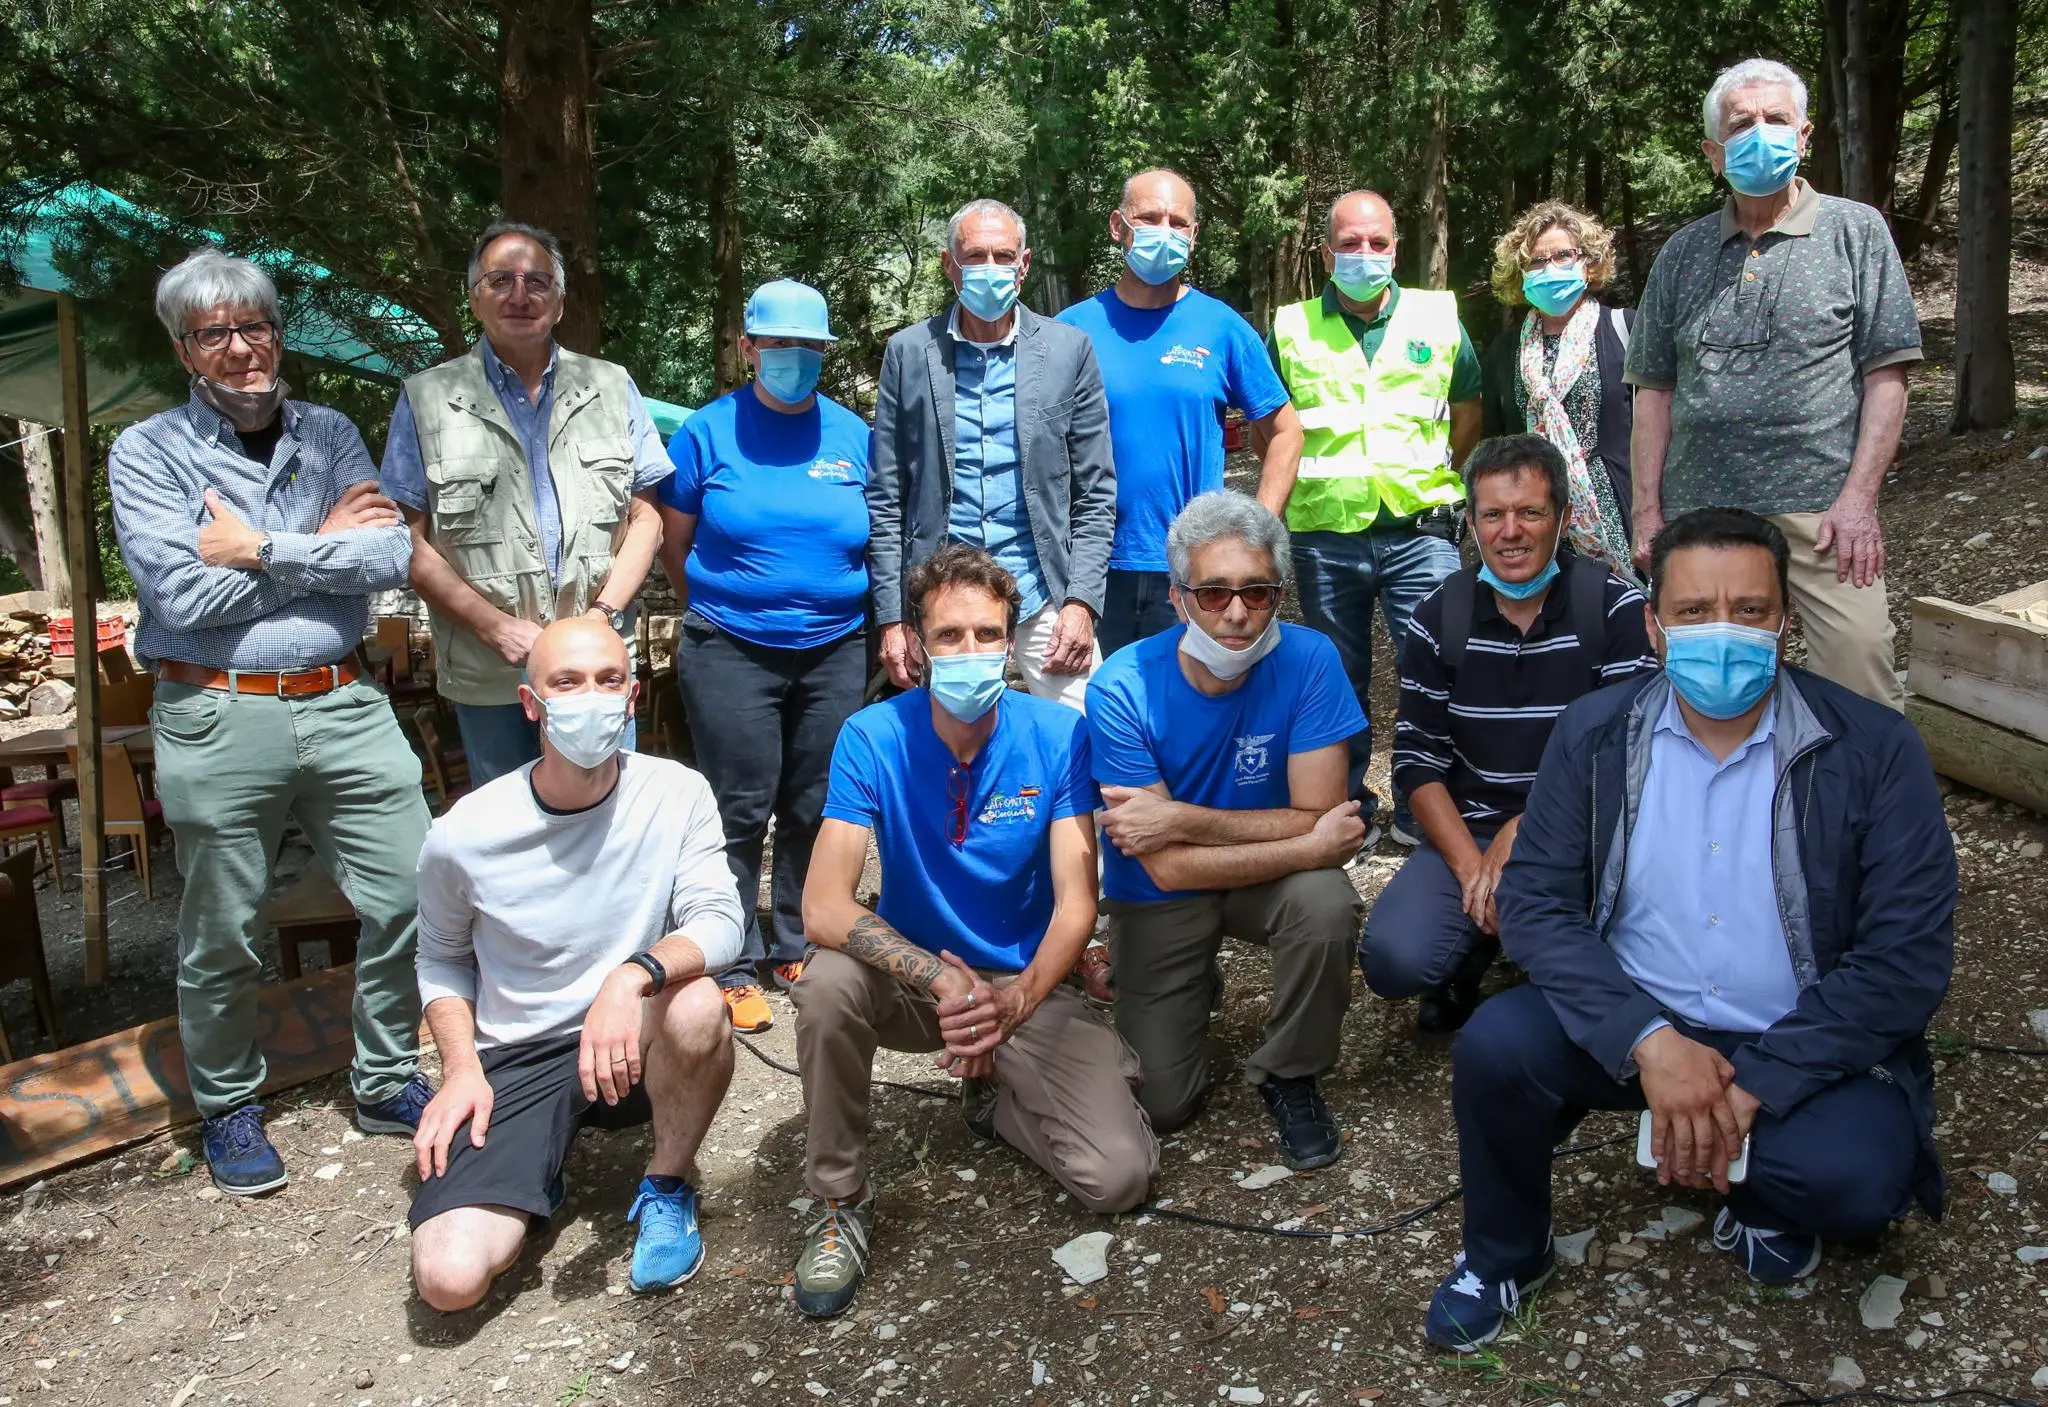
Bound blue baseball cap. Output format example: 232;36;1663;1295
744;279;837;343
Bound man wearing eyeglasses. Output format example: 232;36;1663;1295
1086;491;1368;1170
108;247;431;1196
790;544;1157;1320
381;219;670;783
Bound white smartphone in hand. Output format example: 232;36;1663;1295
1636;1110;1749;1183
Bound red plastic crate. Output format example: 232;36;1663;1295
49;615;128;658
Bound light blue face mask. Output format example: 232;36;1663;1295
958;263;1020;322
1124;224;1192;285
1659;620;1782;719
1479;556;1561;601
1719;121;1801;198
926;648;1008;722
756;346;823;405
1331;250;1395;301
1522;263;1587;318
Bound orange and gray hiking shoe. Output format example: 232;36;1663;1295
794;1189;875;1318
772;959;806;992
722;983;773;1033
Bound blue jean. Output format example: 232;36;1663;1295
1451;984;1917;1279
1290;528;1460;815
1099;569;1181;660
1360;826;1499;998
454;701;637;787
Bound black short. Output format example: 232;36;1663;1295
408;1032;651;1228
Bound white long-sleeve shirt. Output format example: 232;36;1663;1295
414;753;745;1050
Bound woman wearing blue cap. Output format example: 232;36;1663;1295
657;279;871;1033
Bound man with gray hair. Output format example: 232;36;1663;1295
1085;490;1366;1169
1628;57;1921;709
869;197;1116;711
381;219;671;782
109;247;433;1196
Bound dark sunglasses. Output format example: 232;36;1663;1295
947;763;974;846
1178;581;1284;613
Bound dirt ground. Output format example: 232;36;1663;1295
6;257;2048;1407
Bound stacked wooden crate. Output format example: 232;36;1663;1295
1905;581;2048;814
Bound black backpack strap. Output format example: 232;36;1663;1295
1566;554;1610;691
1439;566;1479;675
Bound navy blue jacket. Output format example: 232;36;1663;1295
1497;667;1954;1215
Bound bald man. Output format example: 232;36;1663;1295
1058;169;1303;658
408;618;744;1309
1261;190;1485;847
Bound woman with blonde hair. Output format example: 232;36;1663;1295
1480;202;1637;577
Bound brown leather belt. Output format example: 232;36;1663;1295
158;657;361;697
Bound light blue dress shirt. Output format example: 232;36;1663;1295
946;309;1048;617
1612;691;1801;1035
380;339;670;582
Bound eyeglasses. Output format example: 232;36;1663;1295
947;764;974;847
1523;248;1585;271
472;270;558;298
180;321;278;352
1177;581;1283;613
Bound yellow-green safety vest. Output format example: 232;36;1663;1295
1270;288;1465;535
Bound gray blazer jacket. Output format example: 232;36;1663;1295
867;304;1116;626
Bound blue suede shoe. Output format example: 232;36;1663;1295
627;1176;704;1293
354;1072;433;1135
1713;1208;1821;1284
1424;1248;1554;1351
201;1103;288;1197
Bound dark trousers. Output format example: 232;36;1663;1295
1360;829;1498;998
1099;569;1180;660
674;614;866;981
1454;984;1918;1278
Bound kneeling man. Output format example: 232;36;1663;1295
1427;508;1953;1351
795;544;1158;1319
409;618;743;1310
1087;491;1367;1169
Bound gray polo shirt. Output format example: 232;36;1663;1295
1624;181;1921;517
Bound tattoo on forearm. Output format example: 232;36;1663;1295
845;913;945;994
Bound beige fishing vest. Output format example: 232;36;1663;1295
406;343;637;705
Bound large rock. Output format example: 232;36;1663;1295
1860;1275;1908;1330
25;678;74;715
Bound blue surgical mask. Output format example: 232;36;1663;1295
1659;620;1782;719
756;346;822;405
1480;556;1561;601
1124;225;1191;285
1522;263;1587;318
926;648;1009;722
1719;122;1801;198
1331;251;1395;302
958;263;1020;322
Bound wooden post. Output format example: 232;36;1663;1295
55;296;108;985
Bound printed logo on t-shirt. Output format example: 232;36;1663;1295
808;457;857;482
1405;339;1434;366
1232;732;1276;785
978;788;1041;825
1158;344;1212;371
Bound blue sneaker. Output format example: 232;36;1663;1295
200;1103;288;1197
1424;1248;1554;1351
1713;1208;1820;1283
626;1176;704;1293
355;1072;433;1135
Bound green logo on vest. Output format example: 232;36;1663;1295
1405;339;1433;365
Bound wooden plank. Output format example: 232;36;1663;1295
1979;579;2048;617
1907;693;2048;815
1906;596;2048;744
0;966;359;1189
56;295;107;985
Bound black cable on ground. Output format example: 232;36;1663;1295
1662;1364;2040;1407
736;1031;955;1101
1960;1041;2048;1057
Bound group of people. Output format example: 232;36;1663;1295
103;53;1956;1351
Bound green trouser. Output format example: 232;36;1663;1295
151;676;430;1119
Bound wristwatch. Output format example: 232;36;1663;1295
625;951;667;995
255;533;275;570
588;601;628;635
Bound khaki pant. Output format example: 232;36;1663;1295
1012;601;1098;712
1106;868;1362;1132
1769;511;1905;711
792;948;1158;1212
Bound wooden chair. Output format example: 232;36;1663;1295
0;847;57;1061
0;800;63;891
98;674;155;727
413;707;469;807
263;866;358;979
70;742;165;899
0;765;74;847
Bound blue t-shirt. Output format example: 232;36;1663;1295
1086;624;1365;904
822;690;1097;972
1055;288;1290;573
658;387;870;649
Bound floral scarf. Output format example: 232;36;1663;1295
1517;301;1632;577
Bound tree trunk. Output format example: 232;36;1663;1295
708;117;747;396
1840;0;1910;218
1583;145;1605;216
1617;116;1644;296
1898;86;1958;259
1812;4;1846;195
1950;0;2017;432
497;0;602;353
18;421;68;608
1414;0;1459;290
